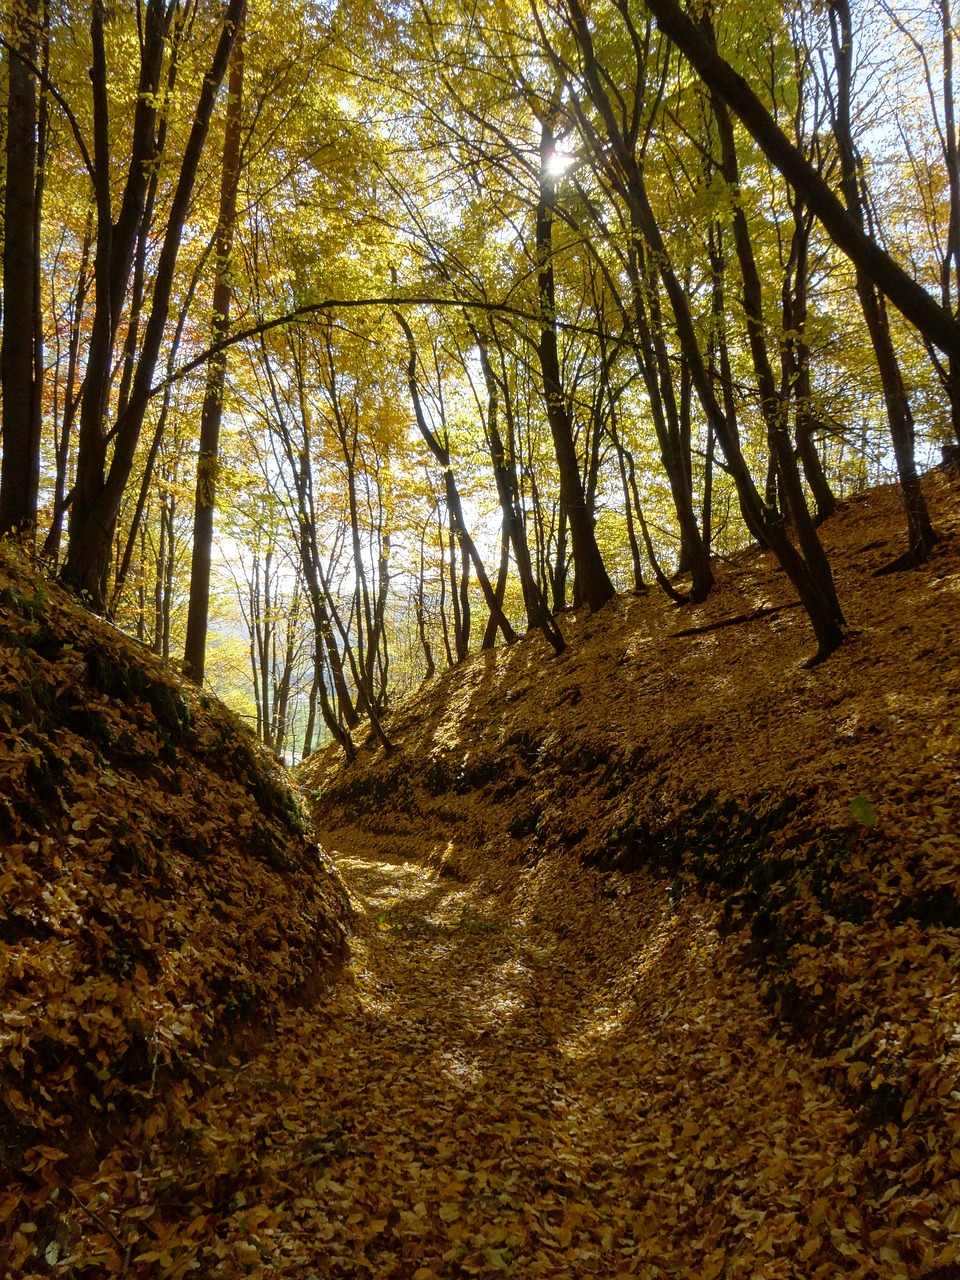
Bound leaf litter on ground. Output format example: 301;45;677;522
4;472;960;1278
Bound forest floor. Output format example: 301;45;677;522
92;834;932;1280
4;472;960;1278
296;471;960;1280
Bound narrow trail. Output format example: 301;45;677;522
173;843;887;1280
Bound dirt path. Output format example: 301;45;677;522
150;839;943;1280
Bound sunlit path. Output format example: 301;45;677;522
160;842;883;1280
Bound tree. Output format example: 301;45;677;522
536;116;616;613
823;0;937;567
545;0;844;658
473;329;566;651
0;0;44;537
183;8;246;684
395;310;521;645
639;0;960;361
63;0;246;610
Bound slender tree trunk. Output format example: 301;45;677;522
785;200;836;523
707;221;769;550
940;0;960;439
294;458;359;731
302;663;319;760
183;16;244;680
609;421;647;593
260;549;273;747
477;336;565;652
437;506;455;669
826;0;937;568
64;0;246;609
44;207;94;561
536;119;615;614
137;521;148;642
481;532;511;650
637;503;685;604
272;592;297;758
395;311;519;647
702;420;715;552
67;0;170;594
551;504;569;613
415;525;437;678
153;504;167;657
625;232;713;599
711;75;843;625
0;0;41;537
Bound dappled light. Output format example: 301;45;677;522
5;0;960;1269
292;475;960;1278
110;842;860;1278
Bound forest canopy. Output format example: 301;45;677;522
2;0;958;755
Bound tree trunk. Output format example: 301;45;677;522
477;336;565;652
64;0;246;610
783;203;837;524
536;122;615;614
415;524;437;678
826;0;937;567
183;13;245;682
0;0;42;537
639;0;960;360
711;75;843;626
609;421;647;593
395;311;519;647
625;231;713;599
940;0;960;440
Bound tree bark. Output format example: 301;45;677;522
639;0;960;360
536;120;615;614
0;0;42;537
184;12;245;682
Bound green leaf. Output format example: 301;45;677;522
483;1249;509;1271
848;795;877;829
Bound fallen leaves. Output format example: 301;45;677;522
0;543;348;1271
5;476;960;1276
290;472;960;1277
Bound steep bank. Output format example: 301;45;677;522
0;542;349;1270
299;471;960;1275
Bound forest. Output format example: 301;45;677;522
3;0;960;740
3;1;960;1277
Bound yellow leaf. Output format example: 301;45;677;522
37;1146;68;1161
701;1255;725;1280
800;1233;822;1260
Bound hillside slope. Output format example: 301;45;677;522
300;471;960;1273
0;543;349;1270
